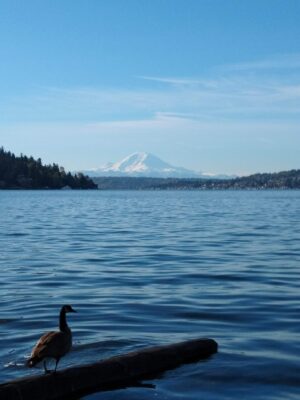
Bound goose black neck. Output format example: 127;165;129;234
59;308;69;332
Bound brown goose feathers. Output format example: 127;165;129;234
28;304;76;373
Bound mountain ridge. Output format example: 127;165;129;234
81;152;234;179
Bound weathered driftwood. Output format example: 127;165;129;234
0;338;218;400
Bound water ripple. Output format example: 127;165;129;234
0;190;300;400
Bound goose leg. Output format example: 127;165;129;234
43;360;50;374
54;358;60;373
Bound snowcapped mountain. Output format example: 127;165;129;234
81;152;231;179
102;152;200;177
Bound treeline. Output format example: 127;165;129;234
0;147;97;189
220;170;300;190
94;170;300;190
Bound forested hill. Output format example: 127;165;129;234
0;148;97;189
94;170;300;190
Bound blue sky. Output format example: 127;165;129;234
0;0;299;174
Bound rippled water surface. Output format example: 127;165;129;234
1;190;300;399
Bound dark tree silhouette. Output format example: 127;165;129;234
94;170;300;190
0;147;97;189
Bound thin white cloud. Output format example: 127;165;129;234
1;54;299;174
140;75;216;87
219;53;300;72
1;114;299;174
1;54;300;138
3;75;300;124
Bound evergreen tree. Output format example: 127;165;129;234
0;148;97;189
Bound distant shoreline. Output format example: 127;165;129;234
1;148;299;190
93;171;300;190
0;188;299;191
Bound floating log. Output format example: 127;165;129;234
0;338;218;400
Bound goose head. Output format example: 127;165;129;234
62;304;77;313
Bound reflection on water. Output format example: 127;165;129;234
0;190;300;399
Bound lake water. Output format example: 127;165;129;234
0;190;300;399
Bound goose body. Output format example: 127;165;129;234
28;305;76;373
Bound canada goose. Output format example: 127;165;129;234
27;304;76;373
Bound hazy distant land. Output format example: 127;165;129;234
94;171;300;190
84;152;300;189
0;148;299;190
